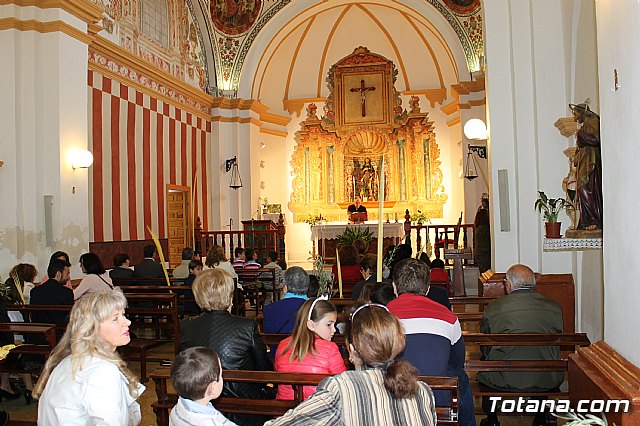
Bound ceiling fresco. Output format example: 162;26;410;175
203;0;483;95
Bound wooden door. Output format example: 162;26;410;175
167;187;189;269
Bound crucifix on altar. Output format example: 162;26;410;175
330;47;394;131
350;79;376;117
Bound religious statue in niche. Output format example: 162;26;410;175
569;100;602;231
211;0;261;35
348;158;381;202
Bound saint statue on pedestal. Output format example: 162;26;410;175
569;100;602;231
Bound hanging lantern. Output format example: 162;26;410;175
226;157;243;189
464;147;479;181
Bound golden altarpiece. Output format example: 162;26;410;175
289;47;448;222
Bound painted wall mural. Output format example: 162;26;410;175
91;0;209;91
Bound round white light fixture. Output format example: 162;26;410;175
463;119;488;140
72;150;94;169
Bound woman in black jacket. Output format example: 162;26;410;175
179;269;273;425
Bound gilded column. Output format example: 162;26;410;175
397;140;407;201
423;138;432;199
327;146;335;204
304;147;310;205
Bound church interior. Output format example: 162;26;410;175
2;0;640;423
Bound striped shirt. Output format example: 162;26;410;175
264;368;436;426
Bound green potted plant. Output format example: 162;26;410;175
534;191;567;238
336;226;373;246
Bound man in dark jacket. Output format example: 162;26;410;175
133;245;164;279
179;269;272;426
109;253;135;281
477;264;563;426
30;258;74;342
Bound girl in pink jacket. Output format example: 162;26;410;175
274;298;347;400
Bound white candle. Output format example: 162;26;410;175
336;248;343;298
377;156;385;281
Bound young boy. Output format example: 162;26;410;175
169;347;237;426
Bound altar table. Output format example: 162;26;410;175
311;222;405;262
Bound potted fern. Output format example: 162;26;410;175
534;191;568;238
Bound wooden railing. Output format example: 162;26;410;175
194;215;286;262
400;209;475;260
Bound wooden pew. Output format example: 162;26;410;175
7;304;73;337
117;285;198;317
112;277;185;286
119;293;180;382
0;323;58;371
463;332;590;400
151;368;459;426
236;268;279;315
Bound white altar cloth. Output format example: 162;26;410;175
310;222;405;241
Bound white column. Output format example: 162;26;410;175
484;0;572;273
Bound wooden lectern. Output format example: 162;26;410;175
444;248;472;296
349;212;368;223
241;220;277;261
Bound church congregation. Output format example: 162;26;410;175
2;0;636;425
0;241;574;426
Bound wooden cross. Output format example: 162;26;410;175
350;79;376;117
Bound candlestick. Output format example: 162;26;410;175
377;156;385;281
336;248;343;298
395;212;398;223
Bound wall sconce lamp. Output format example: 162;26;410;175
72;150;94;169
464;145;487;181
463;118;488;140
225;156;243;189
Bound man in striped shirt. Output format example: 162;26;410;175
387;258;475;426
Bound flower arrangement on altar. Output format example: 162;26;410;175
302;214;324;226
410;210;429;225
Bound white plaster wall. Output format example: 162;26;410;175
595;0;640;365
257;133;288;220
0;22;90;279
483;0;572;274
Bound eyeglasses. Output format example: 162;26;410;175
349;303;389;321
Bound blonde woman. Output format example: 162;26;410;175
180;269;271;426
34;288;144;425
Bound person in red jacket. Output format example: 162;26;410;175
331;245;362;294
274;298;347;400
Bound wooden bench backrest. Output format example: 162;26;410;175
150;368;459;425
0;322;57;348
123;293;179;351
463;332;590;349
112;277;184;286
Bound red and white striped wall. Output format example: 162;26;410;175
88;70;211;242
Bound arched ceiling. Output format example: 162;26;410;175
240;1;470;116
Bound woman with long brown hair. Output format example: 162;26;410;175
205;245;238;279
266;303;436;425
274;298;346;400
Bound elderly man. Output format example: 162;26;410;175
263;266;309;335
477;264;563;426
387;258;475;426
